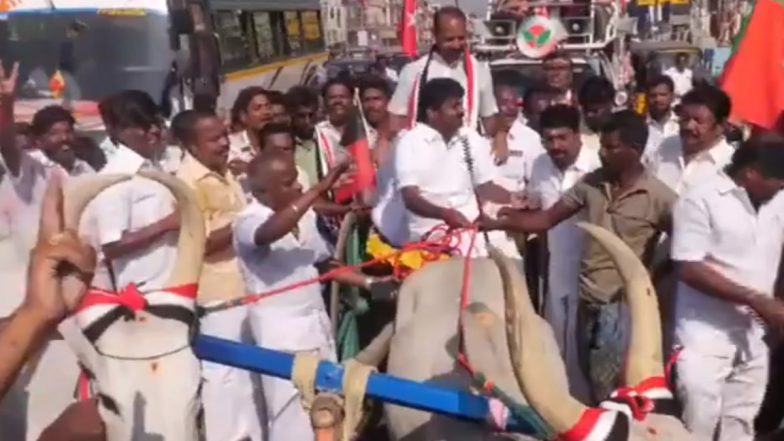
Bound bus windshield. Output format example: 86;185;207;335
3;10;172;102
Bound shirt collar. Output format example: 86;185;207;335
28;149;93;176
715;170;741;195
682;137;734;165
101;143;153;174
178;153;229;182
647;111;678;127
431;51;464;69
572;146;597;172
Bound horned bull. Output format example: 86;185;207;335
58;171;206;441
359;224;694;441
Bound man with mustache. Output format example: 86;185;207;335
0;60;93;441
525;104;600;401
672;136;784;441
26;106;95;177
285;86;320;187
389;6;509;162
577;76;615;154
643;74;679;156
646;85;735;195
175;110;262;441
483;110;676;403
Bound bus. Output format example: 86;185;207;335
1;0;327;131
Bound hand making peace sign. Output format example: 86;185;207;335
0;59;19;100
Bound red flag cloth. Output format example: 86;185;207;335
333;109;377;203
721;0;784;129
401;0;418;57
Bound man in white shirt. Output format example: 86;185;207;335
388;6;508;160
228;86;273;173
234;153;384;441
526;104;600;401
0;65;89;441
542;52;576;106
26;106;95;177
395;78;511;257
577;77;614;154
643;75;679;156
85;90;179;294
646;85;735;194
672;138;784;441
664;53;694;102
493;82;545;194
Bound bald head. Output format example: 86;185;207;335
248;152;303;209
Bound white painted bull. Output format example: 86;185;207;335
359;224;695;441
59;171;205;441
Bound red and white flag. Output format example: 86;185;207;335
401;0;418;57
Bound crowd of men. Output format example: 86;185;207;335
1;4;784;441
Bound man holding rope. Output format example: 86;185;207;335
233;152;387;441
395;78;513;258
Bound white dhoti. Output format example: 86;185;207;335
544;289;591;403
250;302;336;441
675;326;768;441
200;305;265;441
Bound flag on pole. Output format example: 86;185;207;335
401;0;418;57
721;0;784;130
335;106;376;203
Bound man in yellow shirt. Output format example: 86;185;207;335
174;110;264;441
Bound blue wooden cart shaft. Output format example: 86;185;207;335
193;335;538;434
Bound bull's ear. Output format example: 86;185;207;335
576;223;665;387
138;170;206;287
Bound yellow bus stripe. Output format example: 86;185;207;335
225;52;329;82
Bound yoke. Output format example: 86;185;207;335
193;334;546;436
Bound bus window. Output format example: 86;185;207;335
213;10;253;69
252;12;278;62
284;11;302;56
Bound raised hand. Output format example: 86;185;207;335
25;176;96;323
0;60;19;100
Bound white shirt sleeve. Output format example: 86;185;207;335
388;62;420;117
92;185;132;246
395;130;425;189
467;132;498;186
233;205;272;255
671;193;712;262
477;62;499;118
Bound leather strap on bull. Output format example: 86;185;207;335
73;283;198;345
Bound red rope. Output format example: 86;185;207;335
200;225;478;314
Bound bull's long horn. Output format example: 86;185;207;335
63;174;132;230
138;170;205;286
64;172;205;287
576;223;664;387
488;247;587;433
